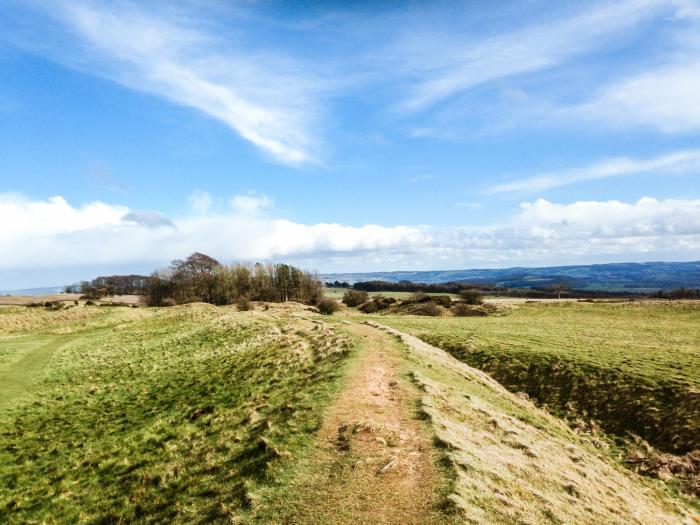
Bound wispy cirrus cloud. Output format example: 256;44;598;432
485;150;700;194
22;1;325;166
572;57;700;133
388;0;674;114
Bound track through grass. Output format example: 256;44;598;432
0;334;77;410
252;321;452;524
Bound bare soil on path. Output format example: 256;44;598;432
262;321;451;525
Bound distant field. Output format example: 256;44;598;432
379;301;700;453
323;288;459;301
0;293;143;306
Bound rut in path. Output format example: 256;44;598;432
262;321;451;525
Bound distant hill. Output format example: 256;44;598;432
324;261;700;292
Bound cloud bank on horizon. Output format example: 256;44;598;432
2;192;699;288
1;0;699;287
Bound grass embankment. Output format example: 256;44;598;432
0;305;353;523
373;322;696;524
379;301;700;454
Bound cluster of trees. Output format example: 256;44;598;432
67;275;149;299
325;280;351;288
146;252;324;307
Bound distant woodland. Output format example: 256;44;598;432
69;252;323;307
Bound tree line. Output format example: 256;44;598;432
348;280;505;294
67;275;150;299
342;279;680;299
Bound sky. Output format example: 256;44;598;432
1;0;700;289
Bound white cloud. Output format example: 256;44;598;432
33;1;323;165
390;0;674;113
188;190;213;215
230;192;273;215
574;58;700;133
1;193;698;286
486;150;700;194
0;193;126;244
0;193;426;272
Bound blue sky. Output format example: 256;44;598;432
1;0;700;288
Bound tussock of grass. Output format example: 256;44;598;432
0;305;353;523
372;322;698;525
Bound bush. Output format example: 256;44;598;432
342;289;369;307
358;301;378;314
459;289;484;305
84;300;95;307
452;302;487;317
413;302;442;316
317;298;340;315
236;296;252;311
429;295;453;308
372;295;397;310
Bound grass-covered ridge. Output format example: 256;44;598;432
0;305;354;523
372;322;696;525
378;301;700;454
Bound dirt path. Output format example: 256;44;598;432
263;321;450;524
0;335;76;410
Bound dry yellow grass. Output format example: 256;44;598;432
371;322;698;525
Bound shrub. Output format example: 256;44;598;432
429;295;453;308
317;298;340;315
459;289;484;305
236;296;252;311
359;301;378;314
452;303;487;317
414;302;442;316
84;300;95;306
372;295;396;310
342;289;369;307
410;292;428;302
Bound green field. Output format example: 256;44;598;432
323;288;459;301
378;301;700;453
0;305;354;523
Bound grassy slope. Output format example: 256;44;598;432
374;322;697;525
378;301;700;453
0;305;353;524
